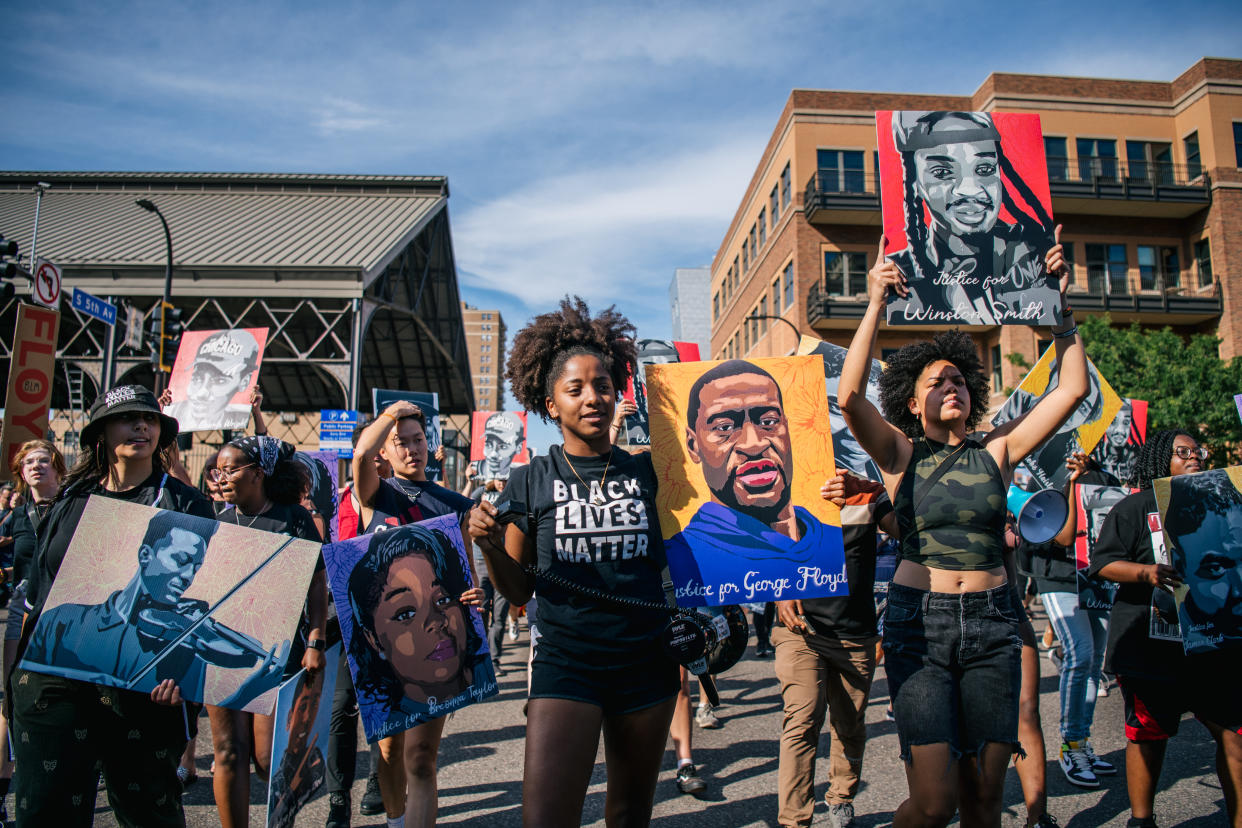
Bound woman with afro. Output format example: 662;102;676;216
468;297;679;827
1087;429;1241;828
838;230;1087;827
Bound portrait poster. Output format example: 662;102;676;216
796;335;885;482
296;450;339;542
646;355;847;607
21;497;320;713
163;328;269;433
322;514;497;743
1090;399;1147;487
1153;467;1242;654
1073;483;1135;570
876;110;1063;327
622;339;702;446
991;345;1122;490
372;389;443;482
469;411;529;480
265;643;341;828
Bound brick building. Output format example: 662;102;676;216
711;58;1242;403
460;302;506;412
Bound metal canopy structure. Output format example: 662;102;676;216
0;171;474;415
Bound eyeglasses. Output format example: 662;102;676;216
1173;446;1209;461
207;464;256;483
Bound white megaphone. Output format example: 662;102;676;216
1006;485;1069;544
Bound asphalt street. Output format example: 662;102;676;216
38;601;1231;827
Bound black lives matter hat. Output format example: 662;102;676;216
80;384;179;449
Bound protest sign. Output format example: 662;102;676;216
373;389;443;482
796;335;885;482
1;302;59;477
469;411;529;480
265;644;341;828
164;328;269;432
623;339;701;446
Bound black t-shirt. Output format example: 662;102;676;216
498;445;668;662
797;489;893;644
9;500;53;586
1087;489;1183;679
23;471;216;625
362;476;473;534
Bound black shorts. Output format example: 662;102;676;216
530;638;679;716
1118;673;1242;741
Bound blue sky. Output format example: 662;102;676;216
4;0;1240;451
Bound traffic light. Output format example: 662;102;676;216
0;235;17;302
147;300;183;373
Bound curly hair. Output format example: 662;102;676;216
1135;428;1196;491
876;330;990;438
505;296;637;422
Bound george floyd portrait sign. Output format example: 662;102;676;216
21;498;321;713
1154;468;1242;655
322;514;496;743
164;328;269;433
469;411;529;481
876;110;1063;327
1;303;60;478
646;355;846;607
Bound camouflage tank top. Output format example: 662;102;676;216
894;437;1007;571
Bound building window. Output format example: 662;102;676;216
758;209;766;247
817;149;866;193
742;237;750;271
1195;238;1213;287
991;344;1003;393
1077;138;1117;182
780;163;791;209
771;278;780;318
1235;122;1242;168
783;262;794;310
1086;243;1128;295
1062;242;1077;287
1044;137;1067;181
732;257;739;291
1126;140;1173;185
824;251;868;296
1137;245;1180;291
1185;131;1202;179
750;224;758;257
744;321;750;353
713;292;720;320
770;185;779;225
759;296;768;334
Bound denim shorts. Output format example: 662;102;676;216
883;582;1023;762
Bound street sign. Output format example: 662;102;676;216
319;409;360;458
32;259;61;309
71;288;117;326
124;305;143;350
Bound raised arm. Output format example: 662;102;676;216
992;226;1089;468
840;238;912;475
1052;451;1089;547
351;401;418;507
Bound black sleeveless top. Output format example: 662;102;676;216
894;437;1007;571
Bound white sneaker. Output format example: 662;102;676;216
507;619;519;642
1059;740;1099;788
695;702;721;729
1083;740;1116;775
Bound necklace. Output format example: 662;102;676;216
234;500;272;529
563;449;612;506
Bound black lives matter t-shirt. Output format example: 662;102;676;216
499;445;668;662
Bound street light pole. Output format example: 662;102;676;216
746;313;802;352
135;199;173;393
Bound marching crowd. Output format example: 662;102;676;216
0;232;1236;828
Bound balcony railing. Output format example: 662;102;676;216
804;157;1209;221
807;275;1222;327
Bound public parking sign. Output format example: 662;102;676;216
72;288;117;326
319;409;359;458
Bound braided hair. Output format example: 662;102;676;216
1134;428;1196;490
506;296;637;422
876;330;990;438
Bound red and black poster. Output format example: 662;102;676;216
624;339;701;446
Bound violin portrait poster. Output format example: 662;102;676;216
20;497;321;713
265;644;341;828
645;355;847;607
322;514;497;743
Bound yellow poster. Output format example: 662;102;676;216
646;355;845;606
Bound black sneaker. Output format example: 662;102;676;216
1125;817;1157;828
676;764;707;795
359;774;384;815
326;792;350;828
1032;814;1060;827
